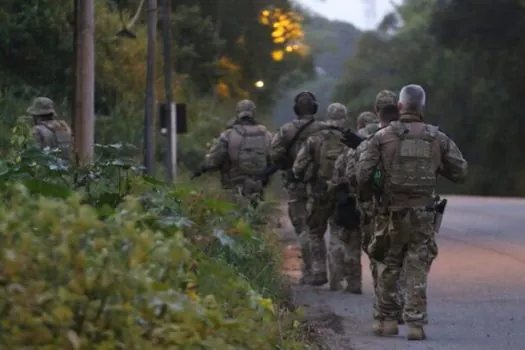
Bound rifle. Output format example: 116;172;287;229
190;166;207;180
341;129;364;149
259;165;278;186
433;196;448;234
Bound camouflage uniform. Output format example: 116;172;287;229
270;92;328;283
357;111;468;338
349;91;407;321
330;144;362;293
197;100;272;204
27;97;73;159
292;103;349;286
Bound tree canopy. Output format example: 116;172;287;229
334;0;525;196
0;0;315;168
0;0;313;110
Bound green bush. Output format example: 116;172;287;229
0;128;308;348
0;181;308;349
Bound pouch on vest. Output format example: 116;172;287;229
230;125;268;177
389;124;438;198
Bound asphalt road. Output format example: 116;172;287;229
287;196;525;350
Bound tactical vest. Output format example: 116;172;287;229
314;128;345;182
388;122;439;197
228;124;269;178
34;120;73;159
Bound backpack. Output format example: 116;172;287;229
388;122;439;197
35;120;73;159
315;128;345;181
229;124;269;177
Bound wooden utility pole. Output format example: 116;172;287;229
143;0;157;176
73;0;95;166
160;0;177;182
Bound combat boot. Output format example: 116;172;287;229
372;320;399;337
308;260;328;286
406;325;426;340
299;271;312;285
344;279;362;294
329;278;342;291
328;266;342;291
307;271;328;286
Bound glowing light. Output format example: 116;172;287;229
255;80;265;88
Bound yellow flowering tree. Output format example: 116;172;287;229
259;8;310;62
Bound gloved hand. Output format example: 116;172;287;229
190;167;206;180
341;130;364;149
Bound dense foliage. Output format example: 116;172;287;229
0;122;310;348
334;0;525;196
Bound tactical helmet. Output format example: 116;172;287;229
236;99;256;119
27;97;57;117
325;102;348;127
357;111;377;129
374;90;397;113
293;91;318;116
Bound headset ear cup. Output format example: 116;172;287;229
312;102;318;114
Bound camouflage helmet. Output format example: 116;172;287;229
236;99;256;119
27;97;57;117
357;111;377;129
324;102;348;127
374;90;397;113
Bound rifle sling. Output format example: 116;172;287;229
285;118;315;155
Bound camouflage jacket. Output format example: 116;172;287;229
269;116;327;171
200;119;272;188
356;113;468;208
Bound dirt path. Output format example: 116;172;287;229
279;205;357;349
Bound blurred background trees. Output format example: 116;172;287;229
332;0;525;196
0;0;314;170
1;0;524;196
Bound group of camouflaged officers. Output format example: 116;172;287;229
193;84;468;342
24;87;469;341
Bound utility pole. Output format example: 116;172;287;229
74;0;95;165
144;0;157;176
160;0;177;182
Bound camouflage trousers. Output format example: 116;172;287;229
328;221;362;291
224;177;264;207
285;182;311;277
360;204;404;320
375;208;438;327
305;195;333;279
